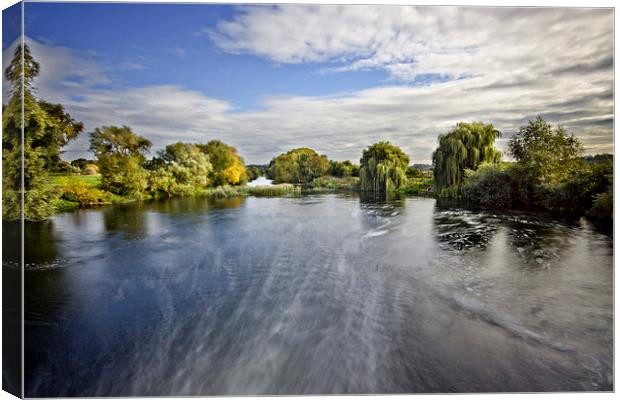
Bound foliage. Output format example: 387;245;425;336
246;165;266;181
508;116;583;185
399;175;435;195
268;147;330;184
89;125;151;195
462;154;613;218
432;122;501;196
4;44;39;90
462;163;513;207
196;140;247;186
148;142;213;197
202;183;299;198
71;158;93;169
359;141;409;192
406;166;423;178
38;101;84;171
2;44;85;221
248;184;299;196
311;176;359;191
56;176;108;206
82;164;99;175
3;62;50;220
328;160;359;177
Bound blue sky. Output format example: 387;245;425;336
2;3;614;164
23;3;387;110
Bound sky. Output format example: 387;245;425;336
2;2;614;164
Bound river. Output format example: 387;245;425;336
15;193;613;396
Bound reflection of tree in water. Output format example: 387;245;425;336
209;196;245;210
359;191;406;213
357;192;406;233
502;216;571;271
3;221;21;266
432;204;499;251
150;195;245;215
3;221;22;394
103;203;149;239
433;201;577;268
24;220;59;266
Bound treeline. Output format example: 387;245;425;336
264;147;360;184
2;43;612;222
1;46;253;221
432;118;613;219
90;126;248;198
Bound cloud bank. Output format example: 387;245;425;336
7;6;613;164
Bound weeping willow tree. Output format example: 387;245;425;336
432;122;501;196
359;141;409;192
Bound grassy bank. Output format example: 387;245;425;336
49;174;304;212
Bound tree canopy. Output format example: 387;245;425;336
268;147;329;184
508;116;583;185
148;142;213;197
196;140;248;186
359;141;409;192
90;126;152;195
432;122;501;195
3;43;84;220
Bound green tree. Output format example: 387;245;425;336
432;122;501;196
196;140;247;186
38;101;84;171
3;44;82;221
359;141;409;192
508;116;583;186
268;147;329;184
329;160;359;177
89;126;151;195
149;142;213;196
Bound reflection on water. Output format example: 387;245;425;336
24;194;613;396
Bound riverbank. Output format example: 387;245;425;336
50;174;356;213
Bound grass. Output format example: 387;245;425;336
398;176;435;195
202;183;300;199
50;174;125;211
50;173;101;188
310;176;359;191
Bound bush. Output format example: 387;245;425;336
589;191;613;219
462;163;513;207
311;176;359;190
249;184;299;196
57;176;108;206
82;164;99;175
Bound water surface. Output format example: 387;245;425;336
21;194;613;396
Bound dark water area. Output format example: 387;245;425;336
18;193;613;396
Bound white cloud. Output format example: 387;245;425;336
5;5;613;165
209;6;613;83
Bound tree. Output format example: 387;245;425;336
3;44;82;221
432;122;501;195
359;141;409;192
508;116;583;185
149;142;213;196
329;160;359;177
196;140;247;186
89;126;151;195
38;101;84;171
268;147;329;184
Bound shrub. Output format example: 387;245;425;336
57;176;107;206
462;163;513;208
82;164;99;175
